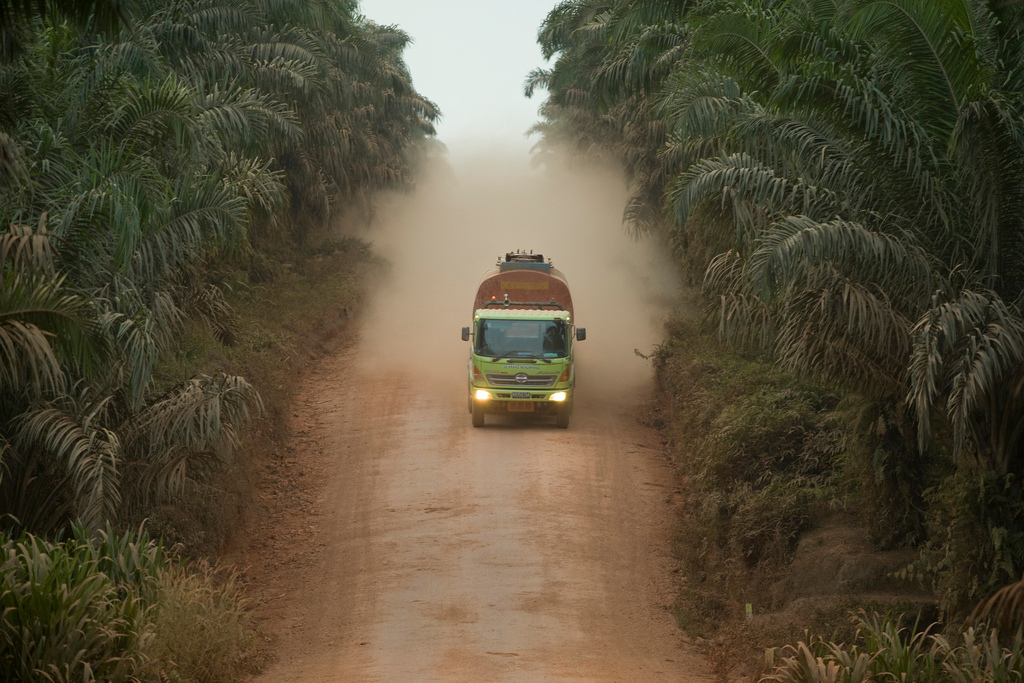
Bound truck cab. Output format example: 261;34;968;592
461;252;585;428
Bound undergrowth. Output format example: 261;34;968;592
150;561;259;682
0;526;257;682
648;317;945;677
0;235;379;681
654;315;1024;678
652;319;857;616
138;235;381;556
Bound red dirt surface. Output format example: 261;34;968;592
241;341;709;682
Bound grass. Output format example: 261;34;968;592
0;529;154;682
150;561;261;682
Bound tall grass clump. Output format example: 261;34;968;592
0;526;256;682
149;561;257;682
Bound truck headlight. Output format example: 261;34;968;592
475;389;492;400
549;392;567;402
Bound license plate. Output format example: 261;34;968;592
507;402;534;412
510;392;531;399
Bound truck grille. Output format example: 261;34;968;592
486;373;557;387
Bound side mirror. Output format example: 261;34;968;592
576;327;586;341
461;326;470;342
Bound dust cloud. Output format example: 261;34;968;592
355;153;680;405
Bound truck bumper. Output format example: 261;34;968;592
469;387;571;414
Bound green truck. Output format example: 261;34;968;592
461;251;586;428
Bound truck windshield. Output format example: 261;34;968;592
475;319;568;359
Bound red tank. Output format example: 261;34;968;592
473;252;574;318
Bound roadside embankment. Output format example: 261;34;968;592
649;317;933;680
143;238;382;558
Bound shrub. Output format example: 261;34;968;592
902;470;1024;619
728;481;814;567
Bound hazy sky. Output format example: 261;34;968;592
358;1;557;160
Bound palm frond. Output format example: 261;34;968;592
747;216;933;303
0;271;94;394
14;401;122;529
970;573;1024;633
909;289;1024;472
133;373;261;500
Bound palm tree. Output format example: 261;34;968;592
0;0;437;533
530;0;1024;611
0;0;129;57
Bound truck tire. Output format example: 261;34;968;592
471;400;485;427
555;405;570;429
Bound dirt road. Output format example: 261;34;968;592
246;340;708;682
